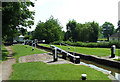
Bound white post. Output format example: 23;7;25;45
111;45;116;58
53;47;58;61
55;47;57;59
113;45;116;55
81;74;87;80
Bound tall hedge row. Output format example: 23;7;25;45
52;41;120;48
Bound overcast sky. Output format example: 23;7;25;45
28;0;119;31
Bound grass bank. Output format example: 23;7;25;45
10;62;110;80
2;45;9;61
39;44;119;57
114;58;120;61
11;44;46;62
10;44;111;80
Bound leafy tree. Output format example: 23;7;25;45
75;23;88;42
101;22;115;41
66;19;77;41
33;16;63;43
19;28;27;36
64;31;71;41
2;2;35;42
65;21;99;42
33;21;45;40
89;21;100;42
24;31;34;40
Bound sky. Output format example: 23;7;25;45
28;0;120;32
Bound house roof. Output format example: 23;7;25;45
110;32;120;37
19;35;24;38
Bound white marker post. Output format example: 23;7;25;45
81;74;87;80
42;40;45;43
111;45;116;58
53;47;58;61
74;56;80;64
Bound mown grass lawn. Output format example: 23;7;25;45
11;44;46;62
10;44;111;80
39;44;119;57
2;45;9;61
98;38;107;41
10;62;110;80
114;58;120;61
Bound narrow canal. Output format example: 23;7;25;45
37;46;120;81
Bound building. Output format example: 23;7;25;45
13;35;24;42
109;32;120;41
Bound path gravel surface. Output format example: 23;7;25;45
0;46;16;81
19;53;72;65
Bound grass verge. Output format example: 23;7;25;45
2;45;9;61
114;58;120;61
10;62;110;80
39;44;119;57
11;44;46;62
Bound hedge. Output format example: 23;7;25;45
52;41;120;48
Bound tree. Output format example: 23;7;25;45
89;21;100;42
66;19;77;41
33;21;45;40
24;31;34;40
75;23;83;41
2;2;35;42
101;22;115;41
65;21;100;42
33;16;64;43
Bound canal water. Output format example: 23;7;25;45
80;59;120;81
37;46;120;81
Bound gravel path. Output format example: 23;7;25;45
19;53;72;65
0;46;16;81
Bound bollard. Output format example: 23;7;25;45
42;40;45;43
111;45;116;58
74;56;80;64
32;47;34;51
53;47;58;61
81;74;87;80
